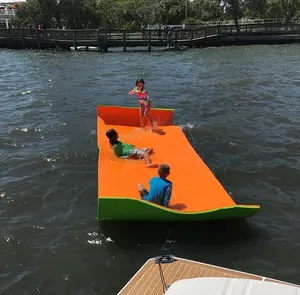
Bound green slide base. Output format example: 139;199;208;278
97;198;260;222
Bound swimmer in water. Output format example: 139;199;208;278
128;78;155;130
106;128;158;168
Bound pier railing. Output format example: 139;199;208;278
1;22;300;50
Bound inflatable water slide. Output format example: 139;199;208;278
97;105;260;221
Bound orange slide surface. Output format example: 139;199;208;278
97;105;248;214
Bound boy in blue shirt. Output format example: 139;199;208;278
138;164;172;207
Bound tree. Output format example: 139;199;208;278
241;0;268;18
157;0;186;24
12;0;44;28
192;0;223;22
265;0;284;18
96;0;123;29
11;0;300;29
223;0;241;31
281;0;300;22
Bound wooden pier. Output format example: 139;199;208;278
1;22;300;51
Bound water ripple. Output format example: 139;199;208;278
1;45;300;294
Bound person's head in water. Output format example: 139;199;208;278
136;78;145;91
158;164;170;178
106;129;118;146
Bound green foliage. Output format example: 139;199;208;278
11;0;43;28
241;0;268;18
265;0;284;18
192;0;223;21
12;0;300;29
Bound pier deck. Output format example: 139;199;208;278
1;22;300;51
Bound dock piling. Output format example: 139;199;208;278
73;30;77;51
148;31;151;51
123;31;126;51
7;28;11;49
21;29;25;48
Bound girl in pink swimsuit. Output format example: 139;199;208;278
129;79;154;130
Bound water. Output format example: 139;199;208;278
1;45;300;294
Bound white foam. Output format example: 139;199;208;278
105;237;114;243
46;157;56;163
87;239;102;245
179;123;195;129
21;90;31;95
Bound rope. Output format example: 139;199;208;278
157;228;172;293
158;262;168;293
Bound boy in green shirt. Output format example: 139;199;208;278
106;129;158;168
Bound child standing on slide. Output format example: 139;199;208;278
129;78;155;130
106;128;158;168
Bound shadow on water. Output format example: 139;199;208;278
98;219;268;250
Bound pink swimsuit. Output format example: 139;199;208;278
129;87;150;109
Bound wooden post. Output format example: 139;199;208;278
85;30;89;51
21;28;25;48
175;30;178;49
36;28;40;49
54;30;58;50
7;28;11;49
148;30;151;51
97;29;100;52
123;31;126;51
44;29;48;49
73;30;77;51
103;31;108;52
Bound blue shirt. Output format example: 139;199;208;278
142;177;172;207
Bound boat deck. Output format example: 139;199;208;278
118;256;299;295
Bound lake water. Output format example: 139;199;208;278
1;45;300;294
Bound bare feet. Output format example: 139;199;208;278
146;163;159;168
151;122;158;131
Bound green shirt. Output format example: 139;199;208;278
113;141;133;158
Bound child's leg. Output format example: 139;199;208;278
145;102;154;129
145;148;153;154
143;150;151;166
133;148;157;168
143;150;157;168
147;114;154;129
139;104;145;129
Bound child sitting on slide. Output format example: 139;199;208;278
138;164;172;207
106;129;158;168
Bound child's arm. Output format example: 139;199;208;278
141;179;152;201
163;183;172;207
128;87;137;95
